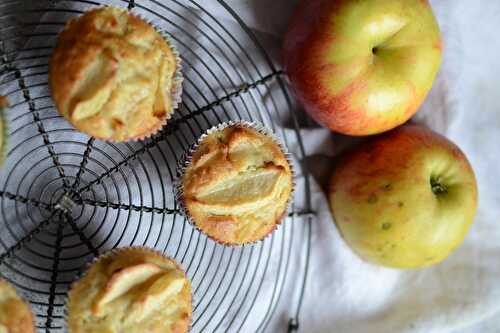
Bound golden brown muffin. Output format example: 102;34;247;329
180;123;293;245
0;279;36;333
49;7;181;141
0;96;8;165
67;247;192;333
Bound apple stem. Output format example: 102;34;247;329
430;177;448;195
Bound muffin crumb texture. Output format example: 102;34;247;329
68;248;192;333
0;95;7;165
50;7;178;141
182;126;293;245
0;279;36;333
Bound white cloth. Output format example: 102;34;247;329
198;1;500;332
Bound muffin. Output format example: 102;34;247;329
0;96;8;166
49;7;182;141
0;279;36;333
178;122;294;245
67;247;192;333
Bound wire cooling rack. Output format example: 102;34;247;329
0;0;314;332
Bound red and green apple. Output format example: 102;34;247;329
284;0;443;136
329;125;478;268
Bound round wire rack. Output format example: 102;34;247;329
0;0;314;332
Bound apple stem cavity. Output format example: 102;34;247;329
430;177;448;195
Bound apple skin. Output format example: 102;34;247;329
284;0;443;136
329;125;478;268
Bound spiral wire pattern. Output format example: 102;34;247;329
0;0;314;332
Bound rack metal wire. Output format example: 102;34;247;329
0;0;314;332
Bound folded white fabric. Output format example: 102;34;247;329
195;1;500;332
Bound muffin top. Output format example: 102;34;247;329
0;279;36;333
68;247;192;333
49;7;179;141
181;125;293;245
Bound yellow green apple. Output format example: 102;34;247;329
284;0;443;136
329;125;478;268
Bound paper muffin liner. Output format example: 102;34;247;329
53;6;183;143
174;121;296;247
65;246;193;332
0;96;9;167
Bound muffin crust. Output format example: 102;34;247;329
0;279;36;333
0;96;8;165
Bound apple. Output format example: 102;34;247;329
329;125;478;268
128;272;185;322
284;0;442;136
92;263;162;315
